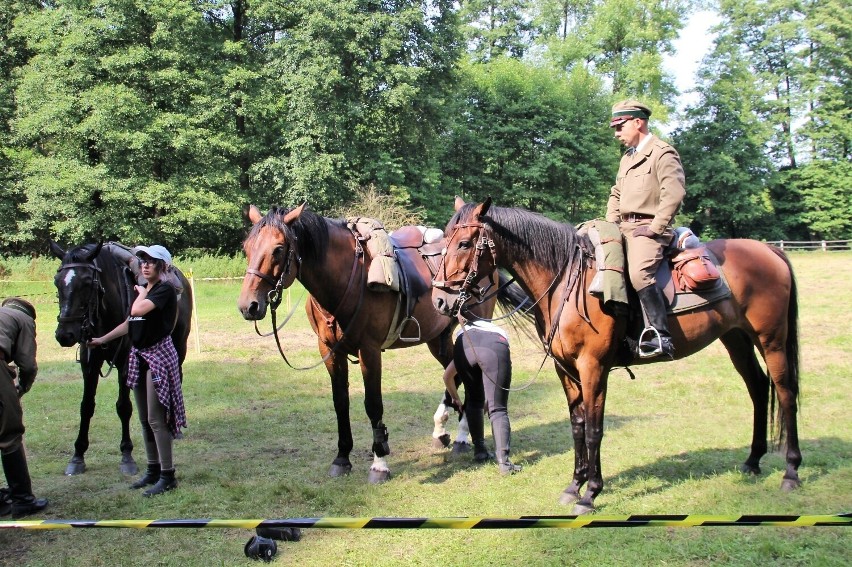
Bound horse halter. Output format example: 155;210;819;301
433;222;496;317
244;237;301;309
56;261;104;342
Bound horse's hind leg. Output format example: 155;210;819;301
762;343;802;491
427;337;454;449
720;329;769;475
116;370;138;476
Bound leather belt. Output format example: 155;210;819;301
621;213;655;222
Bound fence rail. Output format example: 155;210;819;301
765;239;850;251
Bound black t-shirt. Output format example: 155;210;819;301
128;281;177;349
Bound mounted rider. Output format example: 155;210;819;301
606;100;686;359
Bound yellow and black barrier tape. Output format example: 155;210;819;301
1;514;849;531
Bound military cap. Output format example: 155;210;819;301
2;297;36;320
610;100;652;127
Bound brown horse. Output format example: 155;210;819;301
237;204;525;482
432;197;802;514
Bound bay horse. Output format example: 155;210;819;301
237;204;526;482
432;198;802;514
51;241;193;476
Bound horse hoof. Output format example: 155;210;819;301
452;441;471;454
120;455;139;476
328;463;352;478
558;490;580;506
780;477;802;492
65;458;86;476
572;503;595;515
431;434;451;449
740;463;761;476
368;469;391;484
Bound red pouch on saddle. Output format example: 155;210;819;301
672;247;720;292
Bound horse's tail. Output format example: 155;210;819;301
768;245;801;448
496;271;537;340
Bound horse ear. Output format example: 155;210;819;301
49;240;66;260
474;197;492;220
247;205;263;224
86;241;104;262
454;196;466;211
283;202;307;225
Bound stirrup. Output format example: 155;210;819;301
397;316;421;342
638;326;665;358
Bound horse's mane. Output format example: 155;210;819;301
449;203;582;275
248;205;346;264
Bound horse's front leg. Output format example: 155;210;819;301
116;366;138;475
66;357;100;475
558;373;587;506
573;360;609;515
326;346;354;478
360;348;390;483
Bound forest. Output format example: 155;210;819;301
1;0;849;255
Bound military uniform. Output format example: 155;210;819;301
606;101;685;358
0;298;48;517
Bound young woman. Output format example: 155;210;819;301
89;245;186;496
442;317;522;475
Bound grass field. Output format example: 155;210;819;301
0;252;849;566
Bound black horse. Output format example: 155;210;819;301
50;241;193;475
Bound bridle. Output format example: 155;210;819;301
433;217;592;387
56;261;104;343
432;221;497;318
244;236;301;312
243;225;367;370
56;255;126;377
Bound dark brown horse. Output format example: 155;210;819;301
51;241;193;476
237;204;525;482
432;198;802;514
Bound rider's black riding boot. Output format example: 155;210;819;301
491;415;522;475
2;447;48;518
637;285;675;359
465;406;491;462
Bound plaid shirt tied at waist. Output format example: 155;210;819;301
128;336;187;437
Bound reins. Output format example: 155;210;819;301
438;220;590;389
248;224;368;371
57;251;129;378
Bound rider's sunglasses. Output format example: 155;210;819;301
139;258;157;266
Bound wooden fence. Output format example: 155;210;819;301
765;239;851;251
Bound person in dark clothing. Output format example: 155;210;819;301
443;318;522;475
0;297;49;518
89;245;187;497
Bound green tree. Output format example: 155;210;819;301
539;0;688;109
11;0;246;252
246;0;462;214
672;41;781;240
433;57;614;225
0;1;40;253
460;0;534;62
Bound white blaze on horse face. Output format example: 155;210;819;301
64;268;76;287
